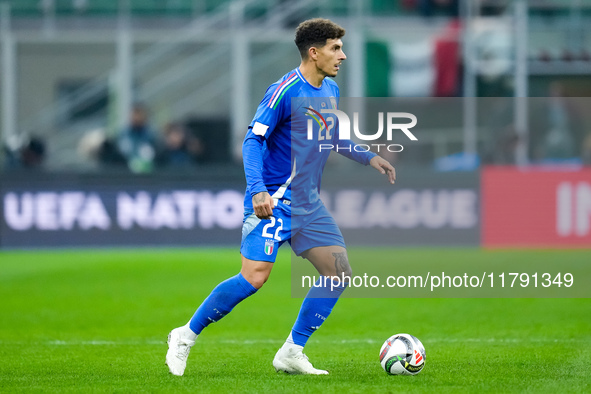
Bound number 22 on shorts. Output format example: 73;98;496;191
262;217;283;241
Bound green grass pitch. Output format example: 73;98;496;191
0;248;589;393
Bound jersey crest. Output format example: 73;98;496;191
264;239;274;255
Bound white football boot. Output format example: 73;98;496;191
272;343;329;375
166;326;196;376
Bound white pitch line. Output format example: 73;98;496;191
15;337;581;346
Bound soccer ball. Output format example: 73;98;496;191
379;333;426;375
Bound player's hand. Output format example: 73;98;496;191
370;156;396;185
252;191;275;219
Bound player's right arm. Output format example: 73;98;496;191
243;127;275;219
251;191;274;219
242;79;287;219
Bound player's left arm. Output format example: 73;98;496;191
329;83;395;184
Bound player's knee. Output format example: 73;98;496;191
242;270;270;289
250;275;269;289
241;257;273;289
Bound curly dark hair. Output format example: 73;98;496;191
294;18;345;59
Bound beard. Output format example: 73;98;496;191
325;68;339;78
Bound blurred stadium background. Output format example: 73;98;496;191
0;0;590;248
0;2;589;392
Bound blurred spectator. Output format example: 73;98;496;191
21;138;46;168
157;122;205;169
528;82;584;163
99;139;127;166
540;83;576;161
4;136;46;170
78;129;126;168
117;104;158;173
481;97;519;165
491;124;520;165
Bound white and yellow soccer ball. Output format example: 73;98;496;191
379;333;426;375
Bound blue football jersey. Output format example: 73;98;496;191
242;67;375;214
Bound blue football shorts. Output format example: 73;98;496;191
240;199;346;263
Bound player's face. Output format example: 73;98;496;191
316;38;346;78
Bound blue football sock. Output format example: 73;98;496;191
189;273;257;335
289;277;347;347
